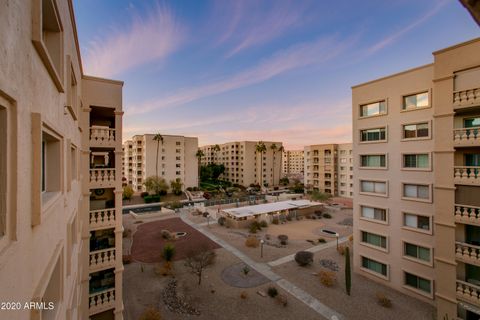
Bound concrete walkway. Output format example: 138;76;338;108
179;211;344;320
268;237;349;267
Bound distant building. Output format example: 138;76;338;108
123;134;198;192
337;143;353;198
282;150;304;175
199;141;283;187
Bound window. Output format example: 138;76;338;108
404;243;430;262
360;127;387;142
361;256;387;277
360;101;386;117
0;105;6;237
41;130;61;198
176;149;181;153
403;92;428;110
403;184;430;200
360;155;386;168
361;231;387;249
404;272;431;294
403;123;429;139
403;154;429;169
176;141;181;145
360;180;387;195
403;213;430;231
176;171;181;175
361;206;387;222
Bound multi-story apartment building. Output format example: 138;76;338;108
199;141;283;187
304;144;338;195
338;143;354;198
352;38;480;320
0;1;124;320
122;134;198;192
282;150;305;176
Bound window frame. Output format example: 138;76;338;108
360;255;389;280
359;126;388;144
359;204;389;225
359;154;388;170
359;99;388;118
402;270;434;298
402;240;433;266
401;153;432;171
401;121;432;141
359;179;388;197
402;212;432;235
401;90;431;112
360;229;389;252
401;183;432;203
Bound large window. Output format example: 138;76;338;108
404;272;431;294
403;92;429;110
361;231;387;249
360;180;387;195
361;256;387;277
360;127;386;142
403;184;430;200
41;130;61;200
403;123;429;139
403;154;429;169
360;101;386;117
403;213;430;231
404;242;431;262
361;206;387;222
360;155;386;168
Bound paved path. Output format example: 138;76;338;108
179;211;344;320
268;237;349;267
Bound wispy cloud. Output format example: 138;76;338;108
127;35;357;115
367;0;449;55
83;3;183;78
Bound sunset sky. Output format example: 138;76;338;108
74;0;479;149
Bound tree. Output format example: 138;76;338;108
311;190;332;202
278;145;284;184
200;164;225;182
170;178;183;195
153;133;164;179
195;150;205;186
122;185;134;200
270;143;277;187
345;246;351;296
144;176;168;195
184;246;216;285
255;141;267;188
279;177;289;186
212;144;221;164
163;243;176;262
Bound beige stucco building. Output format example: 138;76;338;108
0;1;123;319
199;141;283;187
338;143;354;198
352;38;480;320
122;134;198;192
282;150;304;175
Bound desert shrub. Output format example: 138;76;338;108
337;244;346;256
122;254;132;264
123;228;131;238
240;291;248;299
242;265;250;276
278;234;288;243
323;213;332;219
318;238;326;243
218;216;226;226
276;294;288;307
139;307;163;320
163;244;175;262
154;262;172;276
140;191;149;198
294;251;314;266
259;220;268;228
144;195;161;203
376;292;392;308
123;185;134;200
280;240;287;246
272;218;279;225
245;236;260;248
318;270;336;287
161;230;172;240
249;221;262;233
349;235;353;243
267;286;278;298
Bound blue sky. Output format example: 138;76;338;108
74;0;479;149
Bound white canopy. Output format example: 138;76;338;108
222;200;318;218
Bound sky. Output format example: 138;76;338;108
74;0;479;149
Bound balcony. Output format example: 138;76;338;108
456;242;480;266
455;204;480;226
453;87;480;110
89;288;115;315
457;280;480;305
90;126;116;147
90;248;116;272
454;167;480;186
90;169;116;188
90;208;115;230
453;127;480;147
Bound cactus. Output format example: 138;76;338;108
345;246;351;296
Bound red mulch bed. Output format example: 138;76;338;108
130;218;220;263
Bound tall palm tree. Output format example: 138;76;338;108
278;145;285;183
213;144;220;164
270;143;277;187
153;133;163;179
195;149;205;186
255;141;267;187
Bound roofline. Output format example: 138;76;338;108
432;37;480;55
68;0;83;75
82;75;124;86
351;63;433;89
199;141;283;148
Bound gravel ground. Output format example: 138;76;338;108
272;246;435;320
221;262;270;288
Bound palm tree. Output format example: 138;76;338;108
195;149;205;186
255;141;267;187
278;145;285;183
212;144;220;164
153;133;163;179
270;143;277;187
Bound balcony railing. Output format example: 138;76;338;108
90;127;115;144
455;204;480;225
89;209;115;230
456;242;480;265
457;280;480;305
453;127;480;146
453;87;480;108
90;169;116;186
89;288;115;315
454;166;480;185
90;248;116;271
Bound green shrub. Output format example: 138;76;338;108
144;195;160;203
218;216;226;226
267;286;278;298
294;251;314;266
140;191;149;198
259;220;268;228
163;244;175;262
322;213;332;219
318;238;327;243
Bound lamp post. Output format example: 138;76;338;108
335;233;339;249
260;240;265;258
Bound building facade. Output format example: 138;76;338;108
199;141;283;187
337;143;354;198
282;150;305;175
122;134;198;192
352;38;480;320
0;1;123;319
